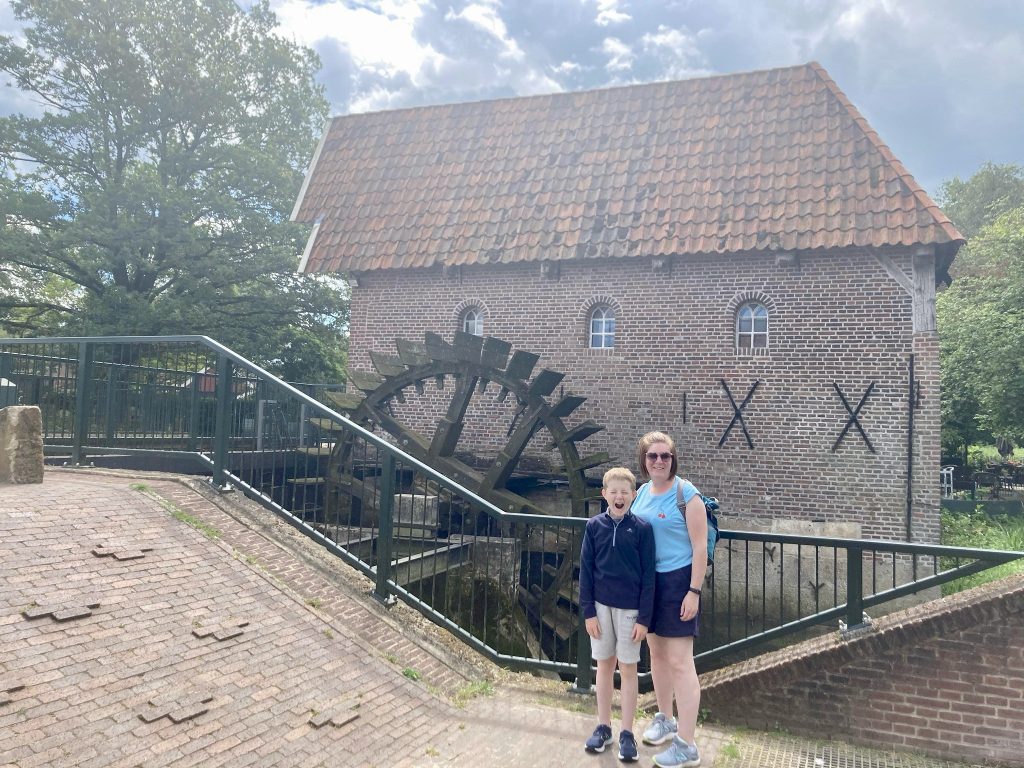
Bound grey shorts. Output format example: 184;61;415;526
590;602;642;664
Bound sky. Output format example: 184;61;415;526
2;0;1023;197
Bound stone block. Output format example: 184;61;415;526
0;405;44;484
394;493;439;526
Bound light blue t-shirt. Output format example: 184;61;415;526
632;477;700;573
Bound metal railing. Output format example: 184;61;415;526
2;335;1021;690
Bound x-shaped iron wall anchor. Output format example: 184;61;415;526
718;379;760;449
832;381;876;453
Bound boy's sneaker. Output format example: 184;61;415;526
641;712;677;745
652;735;701;768
585;723;613;753
617;729;638;762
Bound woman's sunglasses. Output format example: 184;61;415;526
645;452;673;462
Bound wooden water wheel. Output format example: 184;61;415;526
318;331;610;657
321;331;608;517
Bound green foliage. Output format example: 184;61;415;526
967;444;1024;470
401;667;421;681
940;509;1024;594
0;0;347;381
938;163;1024;451
937;206;1024;446
938;162;1024;240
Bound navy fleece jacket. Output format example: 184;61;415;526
579;510;656;628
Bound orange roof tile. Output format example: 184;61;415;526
292;62;962;274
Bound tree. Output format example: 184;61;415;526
937;162;1024;242
0;0;347;381
938;205;1024;453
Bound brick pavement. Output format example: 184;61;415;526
2;469;711;767
7;469;982;768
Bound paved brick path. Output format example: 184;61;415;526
7;469;976;768
3;469;714;767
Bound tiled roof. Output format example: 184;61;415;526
292;62;962;274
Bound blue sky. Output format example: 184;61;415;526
3;0;1022;197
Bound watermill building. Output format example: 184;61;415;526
290;62;963;543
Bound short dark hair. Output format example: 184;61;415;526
637;431;678;480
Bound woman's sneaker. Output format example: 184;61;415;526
618;729;638;762
652;735;701;768
585;723;613;753
642;712;677;745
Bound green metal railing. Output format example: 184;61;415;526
2;335;1021;690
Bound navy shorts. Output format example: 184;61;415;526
649;564;700;638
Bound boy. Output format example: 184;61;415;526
579;467;656;762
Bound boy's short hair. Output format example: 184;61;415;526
602;466;636;488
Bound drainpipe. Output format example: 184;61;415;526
906;353;915;542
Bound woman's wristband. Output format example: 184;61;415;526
687;587;702;596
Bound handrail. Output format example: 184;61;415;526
3;334;1021;691
0;334;518;522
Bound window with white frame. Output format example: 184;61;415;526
461;307;484;336
589;306;615;348
736;303;768;349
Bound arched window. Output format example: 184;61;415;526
736;303;768;349
461;307;483;336
589;306;615;348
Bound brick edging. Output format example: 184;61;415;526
701;571;1024;692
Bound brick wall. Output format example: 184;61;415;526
347;248;940;541
700;572;1024;766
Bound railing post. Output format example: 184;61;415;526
104;362;118;442
569;610;593;694
69;341;93;467
211;352;234;491
844;544;867;632
373;451;397;606
187;371;201;452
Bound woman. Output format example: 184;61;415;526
630;431;706;768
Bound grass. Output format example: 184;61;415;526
453;679;495;708
304;597;323;609
131;483;221;539
940;508;1024;594
720;741;741;761
402;668;421;681
966;444;1024;466
169;509;221;539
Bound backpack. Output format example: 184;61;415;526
674;478;720;566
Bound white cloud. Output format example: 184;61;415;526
553;60;582;76
271;0;444;79
601;37;635;71
640;24;709;80
445;1;525;61
595;0;631;26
